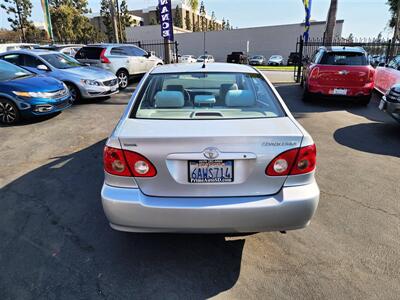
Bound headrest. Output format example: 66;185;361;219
154;91;185;108
225;90;255;107
220;83;238;91
194;95;216;105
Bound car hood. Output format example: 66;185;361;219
269;58;282;61
0;75;64;92
62;66;115;80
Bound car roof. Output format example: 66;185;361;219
151;63;258;74
1;49;60;56
85;43;139;48
320;46;366;53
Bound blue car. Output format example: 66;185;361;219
0;60;71;125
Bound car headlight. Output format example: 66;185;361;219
13;91;53;98
81;79;101;86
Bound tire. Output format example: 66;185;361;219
302;85;312;102
65;83;80;103
358;95;371;106
0;98;20;125
117;70;129;89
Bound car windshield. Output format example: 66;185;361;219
40;53;82;69
271;56;282;59
198;56;207;59
0;60;32;81
320;52;367;65
253;56;263;59
132;72;285;120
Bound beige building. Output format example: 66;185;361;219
130;0;223;31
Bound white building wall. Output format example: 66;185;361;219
126;21;343;62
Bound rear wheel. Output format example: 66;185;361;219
65;83;80;103
0;98;20;125
117;70;129;89
302;85;312;102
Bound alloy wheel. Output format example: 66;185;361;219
118;72;128;89
0;101;18;124
67;84;78;103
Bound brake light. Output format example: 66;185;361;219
367;68;375;83
103;146;157;177
309;67;320;80
266;144;316;176
100;48;110;64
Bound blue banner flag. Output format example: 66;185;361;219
158;0;174;41
302;0;312;42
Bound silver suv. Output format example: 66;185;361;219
75;44;163;89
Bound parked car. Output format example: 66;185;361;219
179;55;197;63
0;49;119;102
36;44;83;57
227;52;248;64
302;46;375;105
0;43;38;54
75;44;163;89
0;60;71;125
287;52;300;66
249;55;266;66
378;84;400;123
197;55;215;63
101;63;319;233
374;55;400;95
268;55;284;66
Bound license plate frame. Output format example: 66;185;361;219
332;88;348;96
188;160;234;183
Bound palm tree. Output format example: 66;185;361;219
323;0;338;45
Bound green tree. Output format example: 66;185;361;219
347;33;354;42
118;0;133;42
199;1;206;31
208;11;216;31
188;0;199;11
100;0;113;42
387;0;400;57
174;5;183;28
193;21;200;32
226;19;231;30
221;18;226;30
185;13;192;30
0;0;33;42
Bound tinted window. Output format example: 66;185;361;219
110;47;129;55
319;52;367;66
132;72;284;120
1;54;21;65
0;60;32;81
127;46;147;56
20;54;43;68
75;47;104;59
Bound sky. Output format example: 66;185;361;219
0;0;393;38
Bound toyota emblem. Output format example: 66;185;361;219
203;148;219;160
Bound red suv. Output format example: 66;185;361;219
302;47;375;105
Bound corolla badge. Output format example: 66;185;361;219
203;147;219;159
338;70;350;75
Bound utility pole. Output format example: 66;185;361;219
109;0;120;43
115;0;123;42
14;0;26;42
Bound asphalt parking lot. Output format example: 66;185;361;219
1;74;399;299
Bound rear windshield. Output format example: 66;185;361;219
131;72;285;120
319;52;367;65
75;47;104;59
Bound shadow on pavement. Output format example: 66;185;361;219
0;111;61;128
334;122;400;158
0;140;244;299
276;84;391;123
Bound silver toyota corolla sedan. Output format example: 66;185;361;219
101;63;319;233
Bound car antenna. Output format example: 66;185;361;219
202;32;206;69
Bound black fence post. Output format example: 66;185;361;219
386;39;392;64
296;36;304;83
174;41;179;63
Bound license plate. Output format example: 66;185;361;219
333;88;348;95
188;160;234;183
379;100;387;110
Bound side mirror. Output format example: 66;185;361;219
37;64;49;71
144;52;151;58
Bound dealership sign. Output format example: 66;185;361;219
158;0;174;41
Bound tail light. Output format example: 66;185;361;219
309;67;320;81
266;144;316;176
367;68;375;83
100;48;111;64
103;146;157;177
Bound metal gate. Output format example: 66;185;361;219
129;40;179;64
294;36;399;83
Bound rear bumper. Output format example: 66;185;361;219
101;181;320;233
308;82;374;97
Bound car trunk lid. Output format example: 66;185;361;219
117;117;304;197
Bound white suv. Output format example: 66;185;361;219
75;44;163;89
